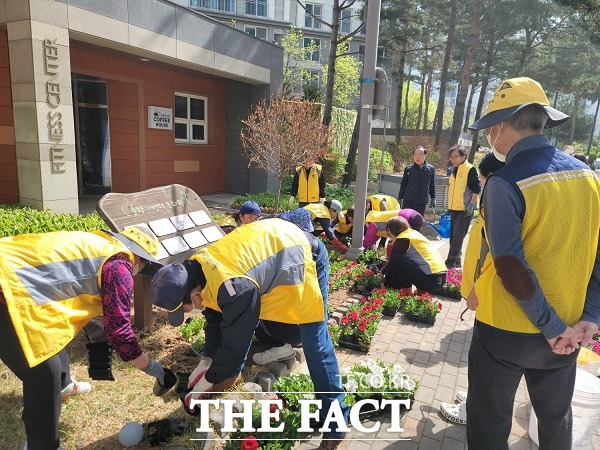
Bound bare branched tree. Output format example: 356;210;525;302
240;98;334;212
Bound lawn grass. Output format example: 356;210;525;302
0;311;222;449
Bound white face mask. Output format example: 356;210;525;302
132;263;140;276
487;124;506;162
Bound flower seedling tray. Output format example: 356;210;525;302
338;335;370;352
405;313;436;325
381;306;398;317
350;285;373;297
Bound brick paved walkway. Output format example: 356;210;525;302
297;237;537;450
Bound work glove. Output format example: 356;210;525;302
188;356;212;389
153;367;178;396
320;197;326;203
289;196;294;207
143;360;165;385
183;374;214;415
429;198;436;209
465;203;476;217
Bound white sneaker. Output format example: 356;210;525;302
61;379;92;400
456;390;467;403
440;401;466;424
252;344;295;365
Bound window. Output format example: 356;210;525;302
305;3;322;29
273;33;283;46
303;37;321;62
339;9;352;33
246;0;267;16
189;0;235;13
174;93;207;144
304;69;321;88
244;25;268;40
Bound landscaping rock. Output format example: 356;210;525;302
255;371;277;392
1;370;11;380
240;382;263;393
294;348;305;363
330;312;343;324
267;361;291;378
281;356;297;371
209;408;227;431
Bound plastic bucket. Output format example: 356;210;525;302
438;214;451;239
529;368;600;448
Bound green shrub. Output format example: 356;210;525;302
0;205;107;238
324;184;355;209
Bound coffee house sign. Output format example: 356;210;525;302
44;38;65;174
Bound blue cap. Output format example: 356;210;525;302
150;263;191;326
239;201;261;217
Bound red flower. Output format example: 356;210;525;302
438;302;442;310
350;311;360;321
270;399;284;413
242;436;259;450
358;324;366;331
364;269;374;276
341;316;349;324
378;288;387;294
360;296;368;303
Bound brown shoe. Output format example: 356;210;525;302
318;439;347;450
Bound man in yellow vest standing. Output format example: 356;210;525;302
466;77;600;448
150;218;349;449
290;160;326;207
445;145;481;268
0;226;175;450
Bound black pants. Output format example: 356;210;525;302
446;209;472;267
467;321;578;450
0;305;69;450
402;199;427;216
384;253;445;292
255;320;302;349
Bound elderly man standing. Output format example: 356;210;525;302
397;146;436;216
466;77;600;449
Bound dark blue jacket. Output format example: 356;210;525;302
398;162;436;204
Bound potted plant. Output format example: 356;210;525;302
438;268;462;300
342;359;419;418
338;301;382;352
376;288;403;317
351;267;383;295
403;293;442;325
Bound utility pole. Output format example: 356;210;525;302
346;0;382;261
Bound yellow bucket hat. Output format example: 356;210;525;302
109;225;161;265
468;77;569;130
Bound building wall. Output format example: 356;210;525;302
0;29;18;205
70;44;227;195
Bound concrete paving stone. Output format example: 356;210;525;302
444;350;462;365
514;402;529;420
401;415;425;443
508;434;535;450
415;386;435;403
346;440;373;450
417;435;443;450
447;341;463;354
394;439;419;449
408;365;425;378
441;436;465;450
433;385;455;403
437;373;457;390
425;364;443;377
422;413;450;440
441;363;459;376
419;374;440;390
412;350;431;366
296;440;319;449
511;415;529;438
443;422;466;443
429;352;446;365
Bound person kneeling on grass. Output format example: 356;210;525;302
149;218;349;450
382;217;447;294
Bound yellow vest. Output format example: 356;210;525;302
368;195;400;211
335;211;353;234
296;164;322;203
193;219;324;324
476;170;600;333
448;161;474;211
0;231;132;367
460;215;486;298
397;228;447;275
365;210;400;237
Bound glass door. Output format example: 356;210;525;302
72;75;112;196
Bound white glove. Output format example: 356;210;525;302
320;197;326;203
184;374;214;414
188;356;212;389
289;196;294;207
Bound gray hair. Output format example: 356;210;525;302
449;145;467;158
504;104;548;133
